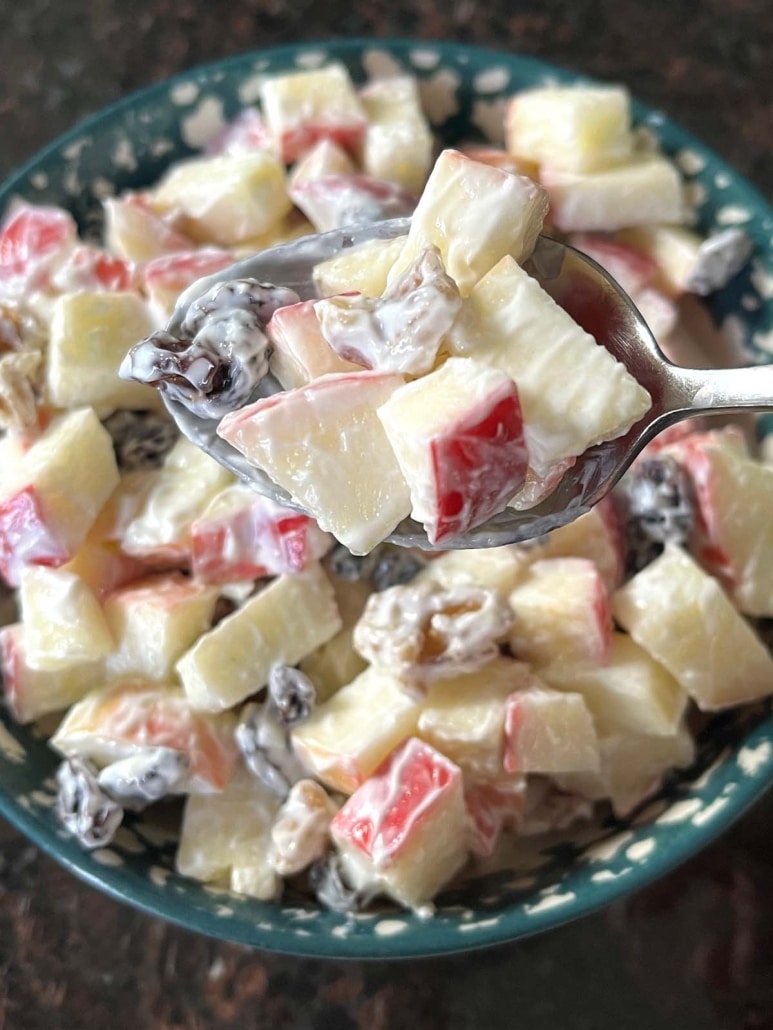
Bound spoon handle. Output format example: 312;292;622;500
670;364;773;415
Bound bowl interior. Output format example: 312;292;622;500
1;39;773;958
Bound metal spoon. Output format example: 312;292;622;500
157;217;773;550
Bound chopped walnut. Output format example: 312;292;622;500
0;349;43;431
353;578;513;681
268;779;339;877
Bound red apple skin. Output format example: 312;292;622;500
206;108;275;157
288;173;416;229
465;779;526;857
330;737;462;865
141;248;233;298
428;385;529;545
0;203;76;287
0;486;70;587
279;123;366;165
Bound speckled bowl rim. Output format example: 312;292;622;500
0;38;772;959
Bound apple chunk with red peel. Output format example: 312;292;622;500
446;255;651;481
530;497;624;593
612;544;773;710
217;371;412;555
387;149;549;296
377;358;528;544
266;299;363;391
51;679;238;794
0;407;119;587
504;685;601;775
330;737;468;910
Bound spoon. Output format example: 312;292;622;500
156;217;773;550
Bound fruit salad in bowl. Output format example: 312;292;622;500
0;40;772;957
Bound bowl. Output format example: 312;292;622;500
1;39;772;959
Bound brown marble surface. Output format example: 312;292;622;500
0;2;772;1027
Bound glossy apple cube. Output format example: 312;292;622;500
0;408;120;586
177;563;341;712
50;245;136;294
508;557;612;670
541;154;686;233
20;565;114;671
0;622;104;723
447;255;651;477
259;63;367;163
151;152;291;246
47;291;160;415
103;193;194;263
532;497;625;592
51;678;238;793
505;85;633;173
266;298;363;390
388;149;549;295
416;544;529;596
291;665;421;794
504;685;600;775
289;173;416;234
377;358;529;544
141;248;234;320
205;107;276;158
217;371;412;555
104;572;219;682
298;574;372;702
0;202;77;291
288;138;356;189
543;632;687;737
176;764;282;900
359;76;434;194
330;737;468;909
313;235;407;299
191;484;332;583
612;544;773;709
417;657;536;779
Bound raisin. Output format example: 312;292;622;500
622;456;694;574
56;756;124;849
102;409;178;470
267;663;316;726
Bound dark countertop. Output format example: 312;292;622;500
0;3;772;1028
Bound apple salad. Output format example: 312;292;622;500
0;63;766;914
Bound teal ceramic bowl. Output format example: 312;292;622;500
1;40;772;958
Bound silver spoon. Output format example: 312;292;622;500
155;217;773;550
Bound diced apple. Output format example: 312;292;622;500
289;174;416;234
176;763;282;899
541;154;686;233
217;371;412;555
504;685;600;775
417;657;535;779
531;497;625;593
0;202;77;292
104;572;218;682
122;438;234;566
259;63;367;163
49;244;137;294
205;107;277;158
459;145;540;181
330;737;468;909
291;665;420;794
377;358;529;544
447;255;652;477
612;544;773;710
51;678;238;793
266;299;363;390
313;235;407;298
298;574;371;702
20;565;114;671
464;776;527;858
46;291;160;415
388;149;549;295
289;139;357;189
542;632;687;737
141;248;235;321
191;484;332;584
616;224;705;296
0;408;120;586
0;622;105;723
103;193;194;263
505;85;634;173
508;558;612;670
359;76;434;194
150;153;291;246
177;564;341;712
417;544;529;596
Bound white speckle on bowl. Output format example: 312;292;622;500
363;49;406;81
716;204;751;226
374;918;409;937
0;724;24;764
409;49;441;71
238;73;265;106
181;97;226;150
91;176;115;199
112;138;137;172
754;328;773;353
738;740;772;776
62;169;82;198
113;828;145;854
591;869;620;884
149;865;171;887
751;261;773;299
471;99;507;144
643;110;665;128
92;848;124;867
215;905;234;917
691;795;729;827
295;50;328;70
473;67;510;94
150;138;175;158
170;81;200;106
587;831;632;863
208;956;226;980
63;137;90;161
626;838;655;863
741;293;762;311
459;916;501;932
676;148;705;176
331;923;352;938
714;171;731;189
30;789;54;807
419;70;462;125
656;797;703;824
17;795;31;810
30;172;48;190
684;180;707;212
287;908;319;922
525;892;575;916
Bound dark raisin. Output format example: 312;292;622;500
56;756;124;849
102;409;178;470
267;663;316;726
622;456;694;574
371;548;426;591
